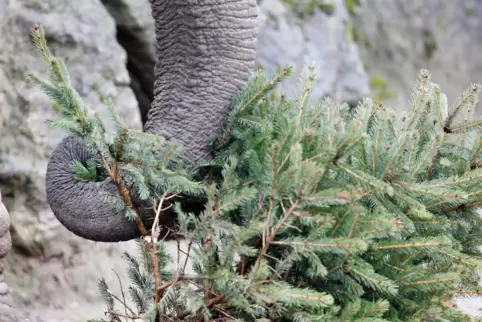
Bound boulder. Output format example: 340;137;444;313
0;192;28;322
256;0;371;105
353;0;482;117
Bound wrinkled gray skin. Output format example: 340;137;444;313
46;0;259;242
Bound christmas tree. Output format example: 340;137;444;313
30;24;482;321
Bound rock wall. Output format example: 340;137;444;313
101;0;156;124
0;0;481;320
352;0;482;117
0;193;27;322
256;0;371;105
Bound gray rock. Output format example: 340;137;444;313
0;0;142;319
6;0;481;320
101;0;156;123
352;0;482;117
256;0;371;105
0;192;28;322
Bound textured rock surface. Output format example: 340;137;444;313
353;0;482;117
102;0;156;124
0;0;142;320
0;192;27;322
256;0;371;104
0;0;481;320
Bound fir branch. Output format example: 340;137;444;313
33;26;482;319
444;83;481;130
219;66;292;147
270;238;367;255
449;119;482;134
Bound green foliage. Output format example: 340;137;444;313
345;0;361;16
423;30;437;59
370;74;397;103
282;0;361;18
31;24;482;322
282;0;335;18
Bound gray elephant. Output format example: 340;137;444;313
46;0;259;241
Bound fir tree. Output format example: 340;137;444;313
30;25;482;321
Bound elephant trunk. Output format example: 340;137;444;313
144;0;259;164
46;136;159;242
45;0;259;242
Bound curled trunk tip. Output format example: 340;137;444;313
45;135;154;242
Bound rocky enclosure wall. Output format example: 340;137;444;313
0;0;481;320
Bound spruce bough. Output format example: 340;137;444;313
30;26;482;321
